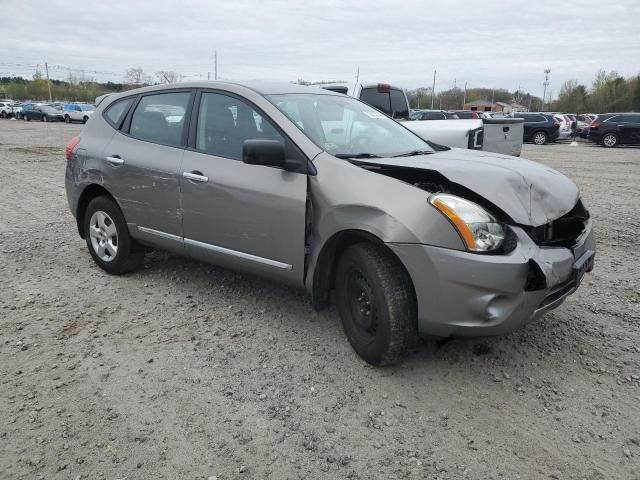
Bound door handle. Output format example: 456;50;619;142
183;171;209;183
105;155;124;166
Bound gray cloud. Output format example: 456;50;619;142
2;0;639;97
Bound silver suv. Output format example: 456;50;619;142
65;81;595;365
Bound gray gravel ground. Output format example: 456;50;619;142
1;119;639;480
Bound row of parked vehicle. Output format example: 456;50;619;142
408;108;640;148
0;99;95;123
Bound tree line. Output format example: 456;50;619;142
1;67;638;114
0;67;183;103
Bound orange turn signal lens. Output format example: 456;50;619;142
431;197;476;249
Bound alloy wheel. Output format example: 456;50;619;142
603;134;617;147
534;132;547;145
88;211;118;262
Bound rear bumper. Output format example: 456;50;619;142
388;220;595;337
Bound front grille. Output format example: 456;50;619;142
526;199;589;249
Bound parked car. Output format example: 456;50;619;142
450;110;480;119
65;81;594;366
588;112;640;147
22;104;65;122
411;110;459;120
512;113;560;145
552;114;572;140
63;103;95;123
0;101;14;118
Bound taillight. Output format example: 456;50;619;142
590;121;600;129
553;120;560;128
377;83;390;92
65;136;80;160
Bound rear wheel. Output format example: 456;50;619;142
43;115;48;122
0;111;6;118
335;243;417;366
24;114;30;121
533;131;548;145
65;115;71;123
82;116;89;124
602;132;619;148
83;196;144;275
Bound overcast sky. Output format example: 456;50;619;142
2;0;639;98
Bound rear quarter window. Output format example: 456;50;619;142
389;89;409;119
104;98;134;128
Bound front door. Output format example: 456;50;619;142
180;91;308;285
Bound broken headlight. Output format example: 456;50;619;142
429;194;505;252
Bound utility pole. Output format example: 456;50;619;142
541;68;550;111
462;81;467;109
207;72;210;81
44;62;52;102
431;69;436;109
214;51;218;80
353;66;359;94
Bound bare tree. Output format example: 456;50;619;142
155;70;182;84
124;67;151;85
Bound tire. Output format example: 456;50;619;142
65;115;71;123
83;196;144;275
24;114;30;121
82;116;88;124
335;243;417;366
0;111;6;118
43;115;48;122
533;131;548;145
602;132;619;148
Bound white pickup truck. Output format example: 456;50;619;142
322;83;523;157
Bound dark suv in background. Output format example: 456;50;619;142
588;113;640;147
512;113;560;145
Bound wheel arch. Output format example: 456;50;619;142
75;184;120;239
309;228;415;311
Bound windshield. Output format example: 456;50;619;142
268;94;433;158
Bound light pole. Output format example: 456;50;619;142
541;69;550;111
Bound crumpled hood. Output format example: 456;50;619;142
357;148;579;227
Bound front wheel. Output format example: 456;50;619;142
82;116;89;124
65;115;71;123
24;114;30;121
84;196;144;275
533;131;548;145
602;132;619;148
43;115;48;122
335;243;417;366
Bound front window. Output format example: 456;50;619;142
268;94;434;158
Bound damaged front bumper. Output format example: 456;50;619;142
388;219;595;337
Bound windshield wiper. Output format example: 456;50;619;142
334;153;382;159
391;149;434;157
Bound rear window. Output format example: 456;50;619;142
359;88;391;116
104;98;134;128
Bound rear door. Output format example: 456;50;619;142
102;90;193;251
180;90;308;285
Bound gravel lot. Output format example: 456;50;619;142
1;119;639;480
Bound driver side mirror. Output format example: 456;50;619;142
242;139;287;169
